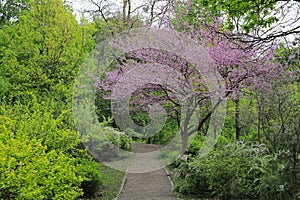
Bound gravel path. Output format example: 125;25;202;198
118;142;176;200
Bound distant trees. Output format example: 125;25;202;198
0;0;30;27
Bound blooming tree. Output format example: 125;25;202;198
96;18;287;153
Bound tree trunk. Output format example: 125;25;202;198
235;98;241;140
257;95;262;143
123;0;128;24
181;130;188;154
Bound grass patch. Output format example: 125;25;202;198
99;163;125;200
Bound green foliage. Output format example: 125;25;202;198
0;0;298;199
0;116;83;199
105;126;132;151
177;0;279;33
276;41;300;82
122;113;177;145
0;0;95;101
0;99;105;199
253;150;293;200
149;117;178;145
75;157;103;198
187;137;203;156
0;97;79;152
173;141;270;199
224;97;259;141
0;1;124;199
256;82;300;199
81;118;132;162
172;81;300;199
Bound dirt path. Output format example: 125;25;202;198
117;142;176;200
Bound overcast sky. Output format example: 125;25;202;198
68;0;299;44
69;0;144;21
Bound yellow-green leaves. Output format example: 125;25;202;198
0;0;95;100
0;118;83;199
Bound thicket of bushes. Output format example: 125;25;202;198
173;139;300;199
167;76;300;199
0;98;133;199
0;0;134;198
0;99;102;199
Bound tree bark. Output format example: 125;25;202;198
181;129;188;154
235;98;241;140
257;94;262;144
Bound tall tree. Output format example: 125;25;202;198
96;21;286;152
178;0;300;48
0;0;94;101
174;0;299;139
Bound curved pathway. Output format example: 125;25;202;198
117;142;176;200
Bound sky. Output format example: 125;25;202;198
68;0;299;44
69;0;144;21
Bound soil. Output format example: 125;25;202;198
117;142;176;200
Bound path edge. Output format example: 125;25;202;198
162;163;174;192
114;167;129;200
159;144;174;192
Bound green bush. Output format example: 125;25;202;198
0;116;83;199
254;150;298;200
105;126;132;151
173;141;270;199
0;99;80;153
173;155;210;197
0;101;104;199
187;137;204;156
81;122;132;162
149;117;178;145
75;157;103;198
